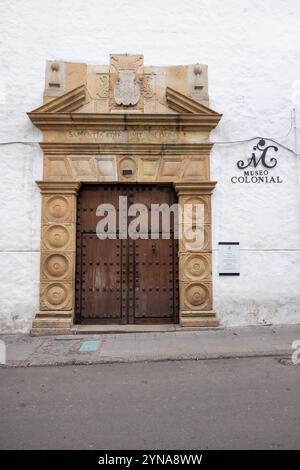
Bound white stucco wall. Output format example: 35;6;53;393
0;0;300;332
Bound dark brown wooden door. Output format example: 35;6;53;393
75;184;179;324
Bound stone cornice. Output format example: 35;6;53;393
40;142;214;155
174;182;217;195
27;112;222;132
36;181;81;194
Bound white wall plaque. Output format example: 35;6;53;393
219;242;240;275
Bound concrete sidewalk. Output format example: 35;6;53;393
0;324;300;367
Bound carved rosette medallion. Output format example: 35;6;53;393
42;224;73;251
42;253;71;280
44;195;71;221
181;282;212;311
181;253;210;281
40;282;71;310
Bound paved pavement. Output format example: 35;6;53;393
0;357;299;449
1;324;300;367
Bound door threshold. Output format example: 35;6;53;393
72;324;222;334
72;324;179;334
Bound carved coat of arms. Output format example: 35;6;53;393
114;71;140;106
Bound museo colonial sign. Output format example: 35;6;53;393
231;139;283;184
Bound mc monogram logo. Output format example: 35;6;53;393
237;139;278;170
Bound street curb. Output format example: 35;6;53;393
0;349;293;369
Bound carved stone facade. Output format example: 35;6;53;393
28;54;222;335
176;183;218;327
32;182;80;333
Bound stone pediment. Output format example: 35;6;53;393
31;85;86;113
28;85;221;131
27;54;221;132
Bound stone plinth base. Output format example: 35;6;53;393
180;313;219;328
31;311;72;335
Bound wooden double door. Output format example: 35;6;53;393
75;184;179;324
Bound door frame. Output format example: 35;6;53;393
33;179;218;334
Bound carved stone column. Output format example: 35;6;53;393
175;182;219;327
31;181;81;335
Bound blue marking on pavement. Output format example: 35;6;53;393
79;340;101;352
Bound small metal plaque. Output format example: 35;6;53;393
122;169;133;176
219;242;240;276
79;340;101;352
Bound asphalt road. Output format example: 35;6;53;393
0;357;299;450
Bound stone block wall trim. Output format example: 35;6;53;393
43;155;210;183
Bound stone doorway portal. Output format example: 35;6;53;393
27;53;222;334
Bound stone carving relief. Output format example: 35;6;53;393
179;224;211;253
41;253;72;281
110;54;143;110
188;63;208;103
180;195;211;223
175;182;216;323
193;64;204;90
36;182;79;325
141;74;155;100
45;61;65;97
110;54;144;74
42;224;74;251
96;74;109;99
181;282;212;311
40;282;72;310
114;71;141;106
43;195;74;222
181;253;211;281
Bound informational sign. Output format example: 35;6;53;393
219;242;240;276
